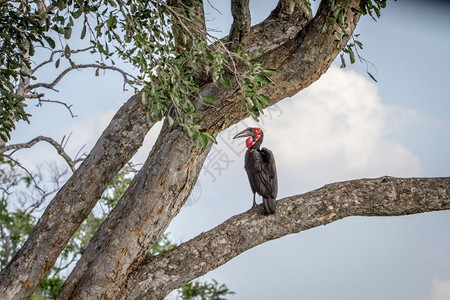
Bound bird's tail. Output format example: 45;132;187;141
263;197;276;214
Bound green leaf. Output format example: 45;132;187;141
202;96;216;104
64;27;72;39
80;24;87;39
44;36;55;49
72;9;83;19
28;43;35;56
367;71;378;82
55;58;60;68
64;44;71;57
259;94;270;105
167;115;174;127
221;77;231;87
198;133;208;147
263;68;277;75
348;46;355;64
340;53;346;68
141;91;147;105
146;111;155;127
203;132;217;144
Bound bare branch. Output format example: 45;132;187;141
35;99;78;118
1;136;82;172
228;0;251;51
27;64;138;92
1;155;46;194
32;46;95;73
124;176;450;299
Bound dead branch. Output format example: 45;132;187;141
32;46;95;73
27;64;138;93
1;136;83;172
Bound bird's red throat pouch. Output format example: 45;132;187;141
246;128;261;148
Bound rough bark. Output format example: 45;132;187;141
124;176;450;299
228;0;251;51
2;1;437;300
0;93;150;299
58;0;361;298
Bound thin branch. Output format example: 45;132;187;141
27;64;138;92
35;99;78;118
32;46;95;73
1;136;83;172
124;176;450;299
1;155;46;194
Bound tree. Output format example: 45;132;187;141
0;163;234;299
0;0;449;299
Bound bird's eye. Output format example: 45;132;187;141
253;128;261;134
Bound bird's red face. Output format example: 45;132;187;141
233;127;263;148
245;128;262;148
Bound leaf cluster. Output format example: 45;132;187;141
324;0;387;81
0;5;46;141
178;279;235;300
1;0;278;147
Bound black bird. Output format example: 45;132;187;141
234;127;278;214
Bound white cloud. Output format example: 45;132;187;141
66;106;163;166
226;65;423;190
427;278;450;300
55;65;423;192
66;108;117;157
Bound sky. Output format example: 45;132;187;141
9;0;450;299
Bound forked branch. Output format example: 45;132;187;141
27;64;138;92
1;135;84;172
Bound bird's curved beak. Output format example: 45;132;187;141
233;128;253;139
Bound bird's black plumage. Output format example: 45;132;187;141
234;127;278;214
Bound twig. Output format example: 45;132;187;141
36;99;78;118
27;64;138;92
32;46;95;72
1;136;83;172
2;155;46;194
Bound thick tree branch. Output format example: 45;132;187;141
1;0;362;298
58;0;362;298
228;0;251;51
0;92;151;299
124;176;450;299
57;2;315;298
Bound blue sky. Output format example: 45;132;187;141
10;0;450;299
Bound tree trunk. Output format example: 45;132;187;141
0;93;151;299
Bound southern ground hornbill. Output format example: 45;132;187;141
234;127;278;214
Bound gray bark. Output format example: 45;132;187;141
2;0;447;299
228;0;251;51
59;1;353;298
0;93;151;299
124;176;450;299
